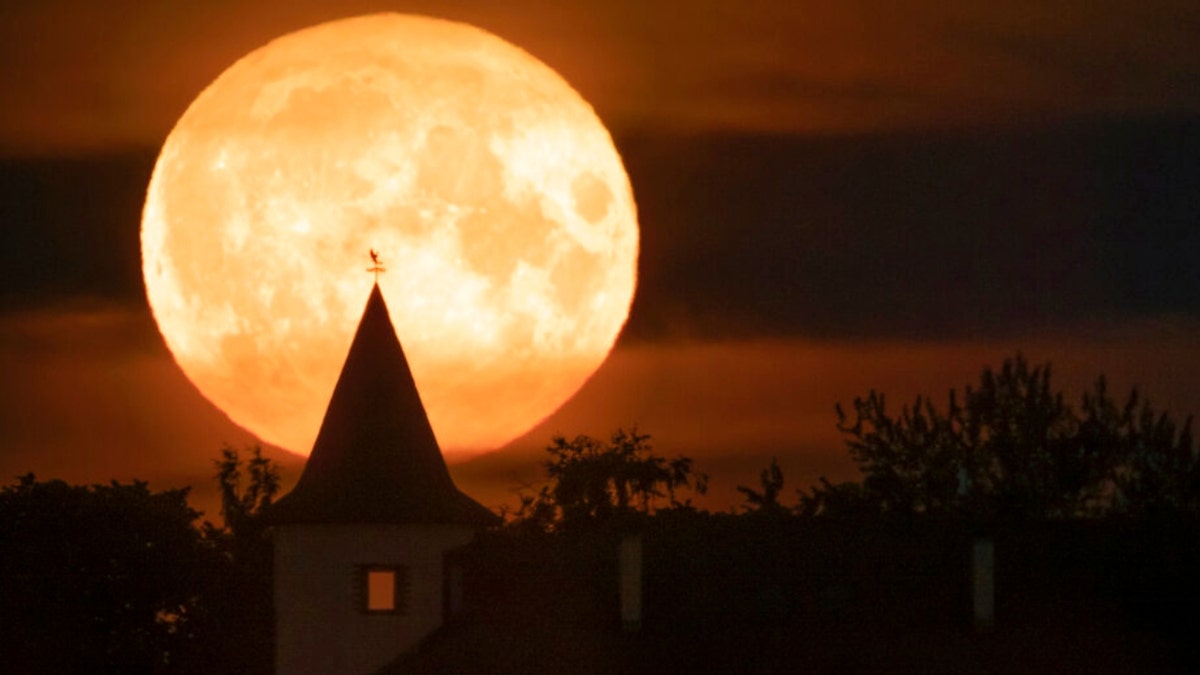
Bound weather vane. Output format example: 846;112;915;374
367;249;386;282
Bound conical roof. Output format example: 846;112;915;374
268;284;497;526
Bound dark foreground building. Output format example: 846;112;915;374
384;517;1200;674
267;284;495;675
265;284;1198;674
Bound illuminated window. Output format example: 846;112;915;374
359;565;410;614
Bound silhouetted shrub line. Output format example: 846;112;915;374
504;355;1196;530
0;445;277;673
5;354;1197;671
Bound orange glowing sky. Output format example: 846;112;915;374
3;1;1200;153
2;1;1200;516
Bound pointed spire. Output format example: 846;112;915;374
269;284;496;526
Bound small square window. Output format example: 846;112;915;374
360;565;410;615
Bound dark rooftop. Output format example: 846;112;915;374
268;284;497;526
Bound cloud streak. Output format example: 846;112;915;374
3;1;1200;152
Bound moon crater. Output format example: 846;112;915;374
142;14;637;457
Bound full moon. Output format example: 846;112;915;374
142;14;638;458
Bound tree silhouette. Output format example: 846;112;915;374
510;427;707;531
796;476;878;518
211;443;279;538
1109;391;1199;518
0;475;212;672
804;354;1197;519
199;445;279;675
736;457;789;517
0;446;282;673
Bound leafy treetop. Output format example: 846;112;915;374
508;427;707;532
801;354;1197;519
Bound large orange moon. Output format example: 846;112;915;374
142;14;638;459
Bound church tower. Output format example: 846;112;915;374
269;283;497;675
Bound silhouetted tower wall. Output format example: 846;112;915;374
273;524;475;673
268;285;496;675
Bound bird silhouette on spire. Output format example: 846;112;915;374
367;249;386;283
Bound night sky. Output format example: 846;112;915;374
2;1;1199;514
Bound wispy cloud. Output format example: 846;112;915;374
4;1;1200;152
